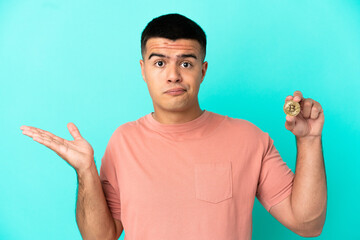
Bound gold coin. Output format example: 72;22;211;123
283;100;300;116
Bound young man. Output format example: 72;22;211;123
20;13;327;240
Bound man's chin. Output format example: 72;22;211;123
158;104;191;113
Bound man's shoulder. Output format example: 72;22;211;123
216;113;271;149
216;112;264;134
112;117;141;136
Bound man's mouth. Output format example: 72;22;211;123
165;87;187;93
165;88;187;96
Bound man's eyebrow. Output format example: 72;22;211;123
179;54;197;60
148;53;197;60
148;53;166;60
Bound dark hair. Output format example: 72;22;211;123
141;13;207;62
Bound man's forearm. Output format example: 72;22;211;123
76;161;116;240
291;136;327;233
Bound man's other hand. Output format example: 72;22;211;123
284;90;325;140
20;123;94;173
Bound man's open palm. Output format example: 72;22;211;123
20;122;94;172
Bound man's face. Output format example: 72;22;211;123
140;37;208;113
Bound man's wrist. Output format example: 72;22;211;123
76;159;97;179
295;135;322;148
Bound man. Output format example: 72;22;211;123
20;13;327;240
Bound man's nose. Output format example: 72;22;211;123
167;63;182;83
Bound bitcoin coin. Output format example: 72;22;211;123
284;100;300;116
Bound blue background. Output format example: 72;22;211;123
1;0;359;239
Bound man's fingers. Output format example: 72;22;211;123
285;115;296;131
20;125;47;133
21;126;69;155
31;133;64;155
293;90;303;102
22;128;61;146
22;129;43;139
21;126;66;144
301;98;314;118
67;123;82;140
285;91;302;103
310;102;323;119
285;95;293;102
310;107;319;119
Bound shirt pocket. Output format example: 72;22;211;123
194;161;233;203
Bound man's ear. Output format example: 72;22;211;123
140;59;146;83
200;61;208;83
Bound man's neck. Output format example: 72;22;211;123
151;107;205;124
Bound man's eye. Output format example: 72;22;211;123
181;62;192;68
155;61;164;67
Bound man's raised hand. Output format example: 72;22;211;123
284;90;324;139
20;123;94;173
